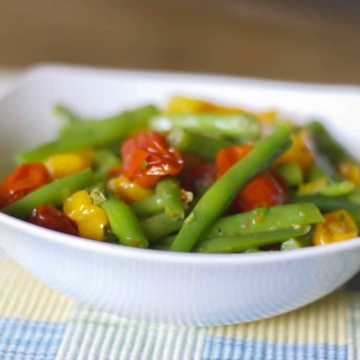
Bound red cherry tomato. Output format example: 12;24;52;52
216;145;288;211
121;131;183;188
0;163;52;209
182;161;217;196
28;205;79;236
235;171;288;211
216;144;254;177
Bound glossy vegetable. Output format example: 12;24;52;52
2;94;359;253
96;190;149;248
273;162;303;186
107;175;154;204
44;150;94;179
167;128;232;161
166;95;246;114
63;189;108;241
166;95;277;123
29;204;79;236
121;131;183;188
130;194;164;218
216;144;288;211
1;168;94;219
296;157;354;198
202;203;323;239
92;149;121;182
140;211;184;242
307;121;359;167
0;163;52;209
17;105;159;162
170;125;292;252
155;177;186;220
194;226;311;253
273;130;313;173
150;113;261;140
313;209;358;245
289;190;360;226
337;161;360;189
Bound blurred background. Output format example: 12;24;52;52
1;0;360;84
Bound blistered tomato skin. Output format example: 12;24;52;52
121;131;183;188
0;163;52;209
28;204;79;236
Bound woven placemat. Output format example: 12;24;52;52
0;256;359;360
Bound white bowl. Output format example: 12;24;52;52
0;64;360;326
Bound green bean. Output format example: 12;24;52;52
150;113;261;140
291;191;360;210
140;212;183;242
1;168;94;219
98;191;148;248
54;104;82;128
130;195;164;218
202;203;323;239
300;158;354;197
167;128;232;161
280;236;312;251
103;226;119;243
194;225;311;253
92;149;121;182
306;162;327;182
17;105;159;163
155;177;185;220
273;162;303;186
319;181;355;196
289;191;360;226
147;203;323;246
61;105;158;138
307;120;359;166
152;225;313;253
298;178;354;197
170;125;292;252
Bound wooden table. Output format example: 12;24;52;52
0;0;360;84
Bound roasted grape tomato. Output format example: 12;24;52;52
0;163;52;209
235;171;288;211
121;131;183;188
28;204;79;236
182;161;217;196
216;145;288;211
